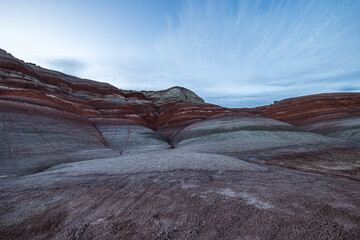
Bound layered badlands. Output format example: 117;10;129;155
0;49;359;239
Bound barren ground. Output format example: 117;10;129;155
1;149;359;240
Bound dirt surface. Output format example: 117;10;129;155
1;152;359;240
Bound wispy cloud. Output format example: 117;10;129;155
1;0;359;107
48;58;86;76
99;0;360;106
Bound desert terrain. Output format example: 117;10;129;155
0;49;359;239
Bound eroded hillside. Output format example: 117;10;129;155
0;49;359;239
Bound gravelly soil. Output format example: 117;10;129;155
1;152;359;240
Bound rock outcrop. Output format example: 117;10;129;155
141;86;205;104
261;93;360;142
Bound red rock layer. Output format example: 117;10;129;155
0;51;123;99
86;98;149;126
154;101;228;142
261;93;360;126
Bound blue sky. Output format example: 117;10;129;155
0;0;359;107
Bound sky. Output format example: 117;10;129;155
0;0;359;107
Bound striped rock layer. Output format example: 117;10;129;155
0;49;359;177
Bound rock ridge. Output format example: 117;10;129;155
0;49;359;177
